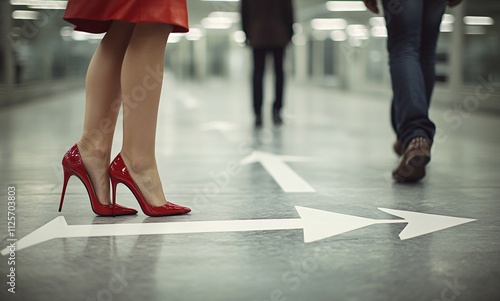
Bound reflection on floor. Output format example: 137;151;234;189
1;76;499;301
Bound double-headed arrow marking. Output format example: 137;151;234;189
1;207;475;256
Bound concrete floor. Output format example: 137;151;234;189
0;76;499;301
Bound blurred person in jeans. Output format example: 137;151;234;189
363;0;463;182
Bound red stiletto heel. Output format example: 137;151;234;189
109;153;191;217
59;144;138;216
59;166;73;212
110;173;119;217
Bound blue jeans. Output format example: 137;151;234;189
382;0;447;149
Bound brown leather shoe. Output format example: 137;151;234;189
392;137;431;183
272;112;283;126
393;140;403;156
255;115;263;127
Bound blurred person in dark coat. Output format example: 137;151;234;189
241;0;295;126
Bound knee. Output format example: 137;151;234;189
253;67;265;77
388;42;420;62
131;23;173;44
419;56;435;69
419;47;437;64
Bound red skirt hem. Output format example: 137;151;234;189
64;17;189;34
63;0;189;33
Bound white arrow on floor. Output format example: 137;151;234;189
200;121;240;132
1;207;475;255
240;151;315;192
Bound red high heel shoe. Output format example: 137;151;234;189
109;153;191;217
59;144;138;216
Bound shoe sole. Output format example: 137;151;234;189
393;153;431;183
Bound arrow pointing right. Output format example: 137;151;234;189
0;207;476;255
378;208;476;240
296;206;404;243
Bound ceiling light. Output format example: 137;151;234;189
441;14;455;24
208;11;240;23
330;30;347;42
233;31;246;44
12;10;39;20
201;17;233;29
71;31;89;41
371;26;387;38
168;34;183;44
326;1;367;12
292;34;307;46
186;28;204;40
293;23;303;34
463;16;494;26
311;18;347;30
369;17;385;27
440;23;453;32
11;0;67;9
346;24;369;39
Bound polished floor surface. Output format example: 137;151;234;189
1;75;499;301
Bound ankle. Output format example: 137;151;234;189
77;138;110;160
120;151;156;174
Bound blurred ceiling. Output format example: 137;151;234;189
186;0;500;30
7;0;500;31
187;0;365;26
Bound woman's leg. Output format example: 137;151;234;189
120;23;173;207
78;21;135;205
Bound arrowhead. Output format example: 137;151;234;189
240;151;313;165
378;208;476;240
295;206;377;243
279;155;314;162
239;151;262;165
241;151;286;164
1;216;68;256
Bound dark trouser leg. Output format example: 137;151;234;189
421;0;448;106
252;48;266;117
391;98;398;135
382;0;444;149
272;47;285;114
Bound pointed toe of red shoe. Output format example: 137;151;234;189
109;153;191;217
